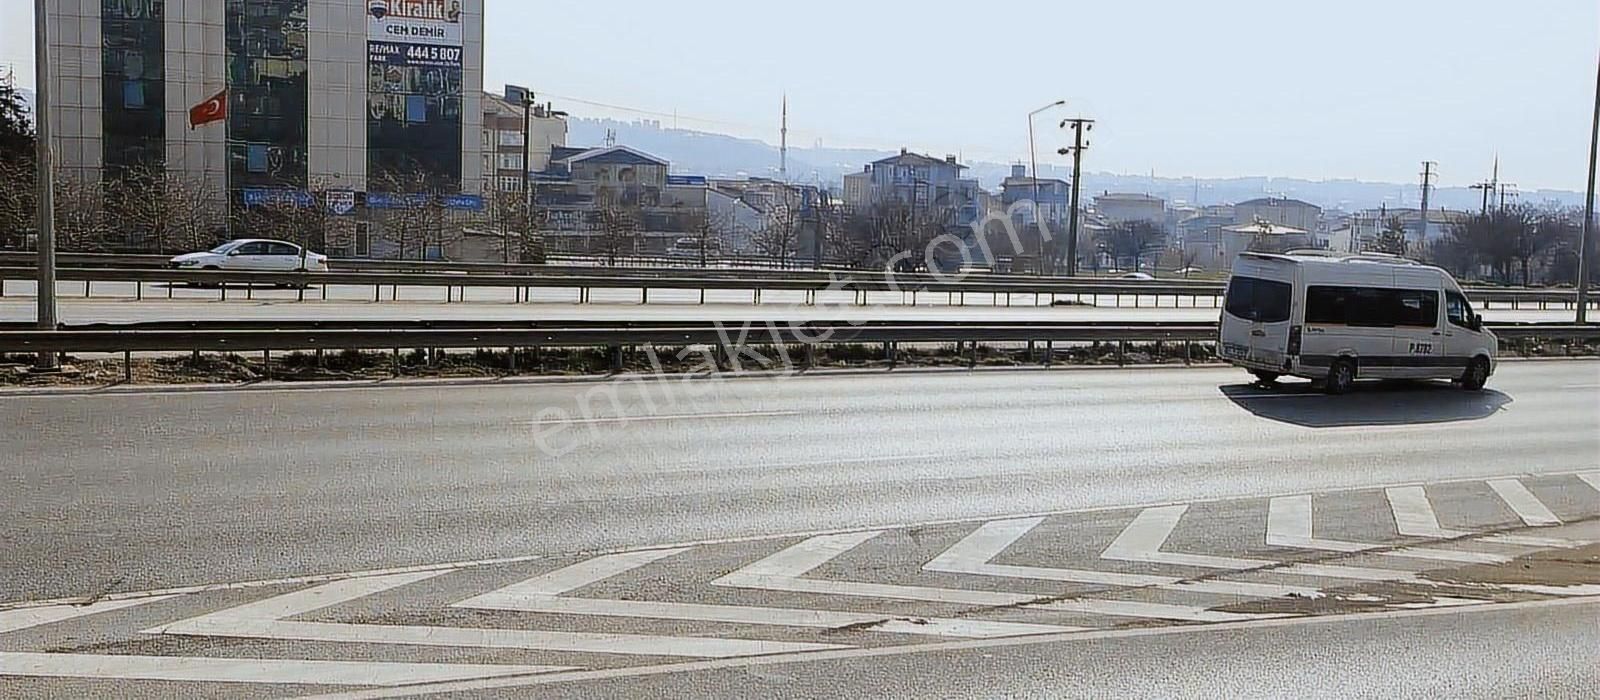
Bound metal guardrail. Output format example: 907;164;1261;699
0;320;1592;355
0;266;1589;309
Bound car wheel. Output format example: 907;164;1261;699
1249;370;1281;386
1324;359;1355;395
1460;357;1490;391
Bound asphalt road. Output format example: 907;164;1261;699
2;362;1598;697
3;360;1596;602
536;598;1600;700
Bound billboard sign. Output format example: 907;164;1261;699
367;0;463;46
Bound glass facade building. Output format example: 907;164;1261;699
224;0;310;191
46;0;484;208
101;0;166;178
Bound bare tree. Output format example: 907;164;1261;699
1366;216;1409;256
110;165;226;254
53;173;113;252
753;189;803;268
369;169;457;260
1096;219;1166;273
0;158;35;248
595;203;640;266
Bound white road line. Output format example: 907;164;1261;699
455;548;1075;638
0;596;174;634
1486;479;1562;527
714;532;1279;623
7;467;1594;615
1577;471;1600;495
1102;505;1417;582
1385;487;1471;539
927;517;1319;599
1268;496;1508;565
0;652;563;686
290;588;1600;700
1480;534;1588;548
528;410;803;426
147;570;843;658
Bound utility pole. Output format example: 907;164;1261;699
1497;183;1518;211
1469;181;1493;215
1578;44;1599;323
1059;117;1094;277
33;0;58;370
1417;161;1436;247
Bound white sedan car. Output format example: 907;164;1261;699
169;239;330;272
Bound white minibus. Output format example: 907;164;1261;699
1219;251;1497;394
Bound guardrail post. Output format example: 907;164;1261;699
884;341;895;368
968;341;978;369
609;345;624;372
135;281;142;300
261;349;270;377
1184;341;1193;366
123;350;132;383
392;347;400;377
1027;340;1035;362
1044;340;1054;366
374;284;381;302
642;287;649;304
1117;340;1127;366
246;281;253;300
220;282;227;301
803;342;815;369
507;346;517;372
84;280;91;298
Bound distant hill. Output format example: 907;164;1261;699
567;117;1584;212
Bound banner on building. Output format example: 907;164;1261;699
367;0;466;188
325;190;358;215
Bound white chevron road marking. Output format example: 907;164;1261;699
1103;505;1419;582
145;570;841;658
1486;479;1563;527
0;652;561;687
714;531;1281;623
456;547;1075;638
1268;496;1509;565
1385;486;1473;539
927;517;1320;598
0;596;175;634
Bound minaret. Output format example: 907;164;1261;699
779;94;788;181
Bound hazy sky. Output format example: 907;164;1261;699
4;1;1597;189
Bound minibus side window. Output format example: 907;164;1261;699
1306;285;1394;327
1393;289;1439;327
1224;276;1292;323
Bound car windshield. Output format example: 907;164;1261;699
207;242;238;254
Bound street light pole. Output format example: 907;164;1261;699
33;0;58;370
1578;46;1599;324
1028;100;1065;275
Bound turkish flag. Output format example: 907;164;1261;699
189;89;227;129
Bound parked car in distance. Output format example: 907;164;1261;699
668;236;705;259
169;239;330;272
1118;272;1155;280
